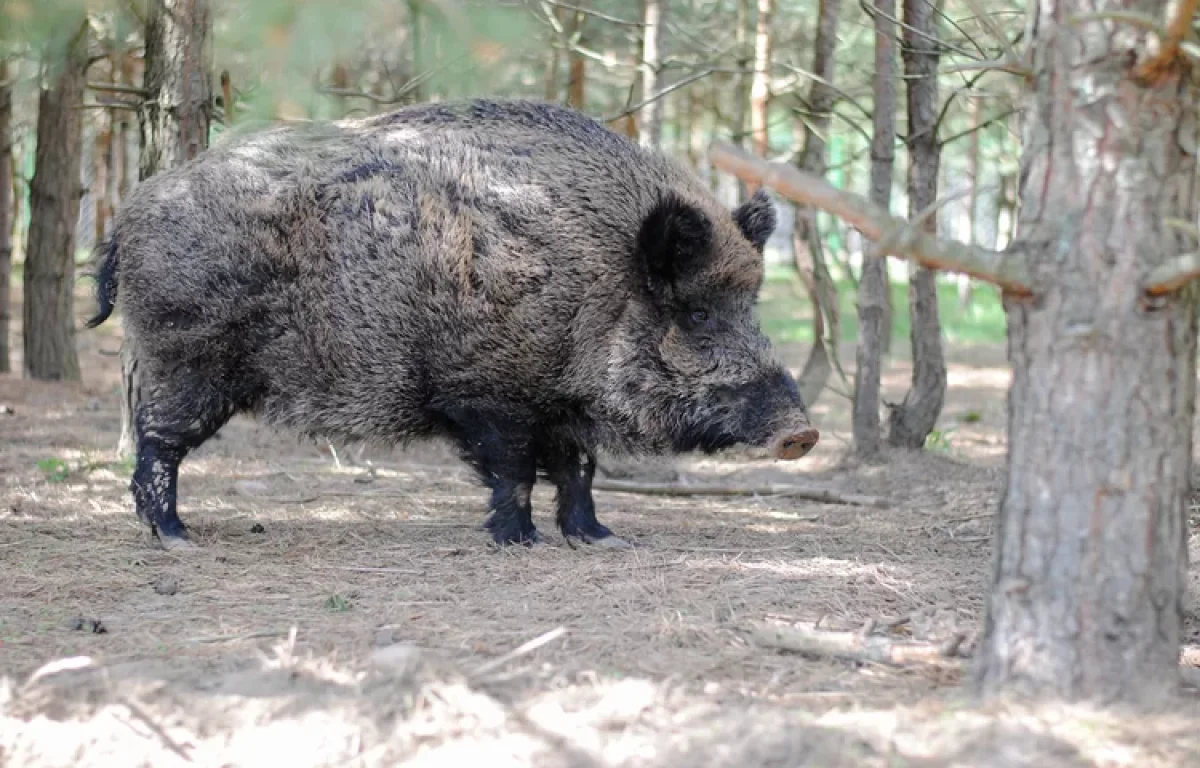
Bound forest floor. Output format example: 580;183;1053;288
3;281;1200;767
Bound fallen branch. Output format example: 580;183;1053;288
593;478;888;508
752;622;966;667
707;141;1034;295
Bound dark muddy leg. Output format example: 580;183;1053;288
442;408;540;546
544;446;629;548
132;383;235;548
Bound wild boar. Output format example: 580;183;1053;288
87;99;820;549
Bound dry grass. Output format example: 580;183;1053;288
3;287;1200;766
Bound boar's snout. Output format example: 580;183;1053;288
765;368;818;459
770;426;820;460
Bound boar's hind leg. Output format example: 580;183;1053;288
132;380;235;547
545;447;631;549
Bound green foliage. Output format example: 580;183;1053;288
924;428;956;454
324;594;352;612
37;457;70;483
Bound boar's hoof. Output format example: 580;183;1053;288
562;520;631;549
577;533;632;550
158;534;198;551
487;525;544;548
770;428;820;460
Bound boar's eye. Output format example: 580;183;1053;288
682;308;711;330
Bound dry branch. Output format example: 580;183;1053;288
707;140;1034;295
752;622;965;666
1143;252;1200;295
470;626;568;679
1133;0;1198;82
592;478;888;508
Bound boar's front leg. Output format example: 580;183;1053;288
442;407;541;546
543;446;631;549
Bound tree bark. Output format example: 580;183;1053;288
852;0;897;460
793;0;843;407
749;0;773;157
959;96;982;310
120;0;213;455
566;6;586;112
23;22;88;382
975;0;1199;702
730;0;752;200
639;0;667;148
0;60;13;374
139;0;213;179
793;0;843;253
408;0;425;103
887;0;946;449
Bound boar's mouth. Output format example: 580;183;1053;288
670;421;746;455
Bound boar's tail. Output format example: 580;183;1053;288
85;237;119;329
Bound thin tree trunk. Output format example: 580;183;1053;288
408;0;425;103
793;0;843;406
960;96;981;310
749;0;773;157
730;0;752;200
93;119;112;246
887;0;946;449
120;0;213;456
544;38;560;102
0;60;12;374
976;0;1198;702
566;8;586;112
639;0;667;148
852;0;897;460
24;22;88;381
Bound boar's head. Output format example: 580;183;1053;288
604;188;819;461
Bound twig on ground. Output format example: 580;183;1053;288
119;696;194;762
313;565;424;575
190;629;288;645
592;478;888;508
470;626;568;679
751;622;966;667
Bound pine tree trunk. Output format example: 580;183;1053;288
408;0;425;103
792;0;843;406
24;23;88;382
120;0;213;455
975;0;1198;703
887;0;946;449
730;0;752;200
0;60;13;374
852;0;896;460
749;0;773;157
959;97;982;310
139;0;213;178
639;0;667;148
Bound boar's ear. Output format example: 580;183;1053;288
636;194;714;298
732;189;776;252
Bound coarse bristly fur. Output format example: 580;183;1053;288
87;98;820;548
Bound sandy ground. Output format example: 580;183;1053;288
3;285;1200;767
